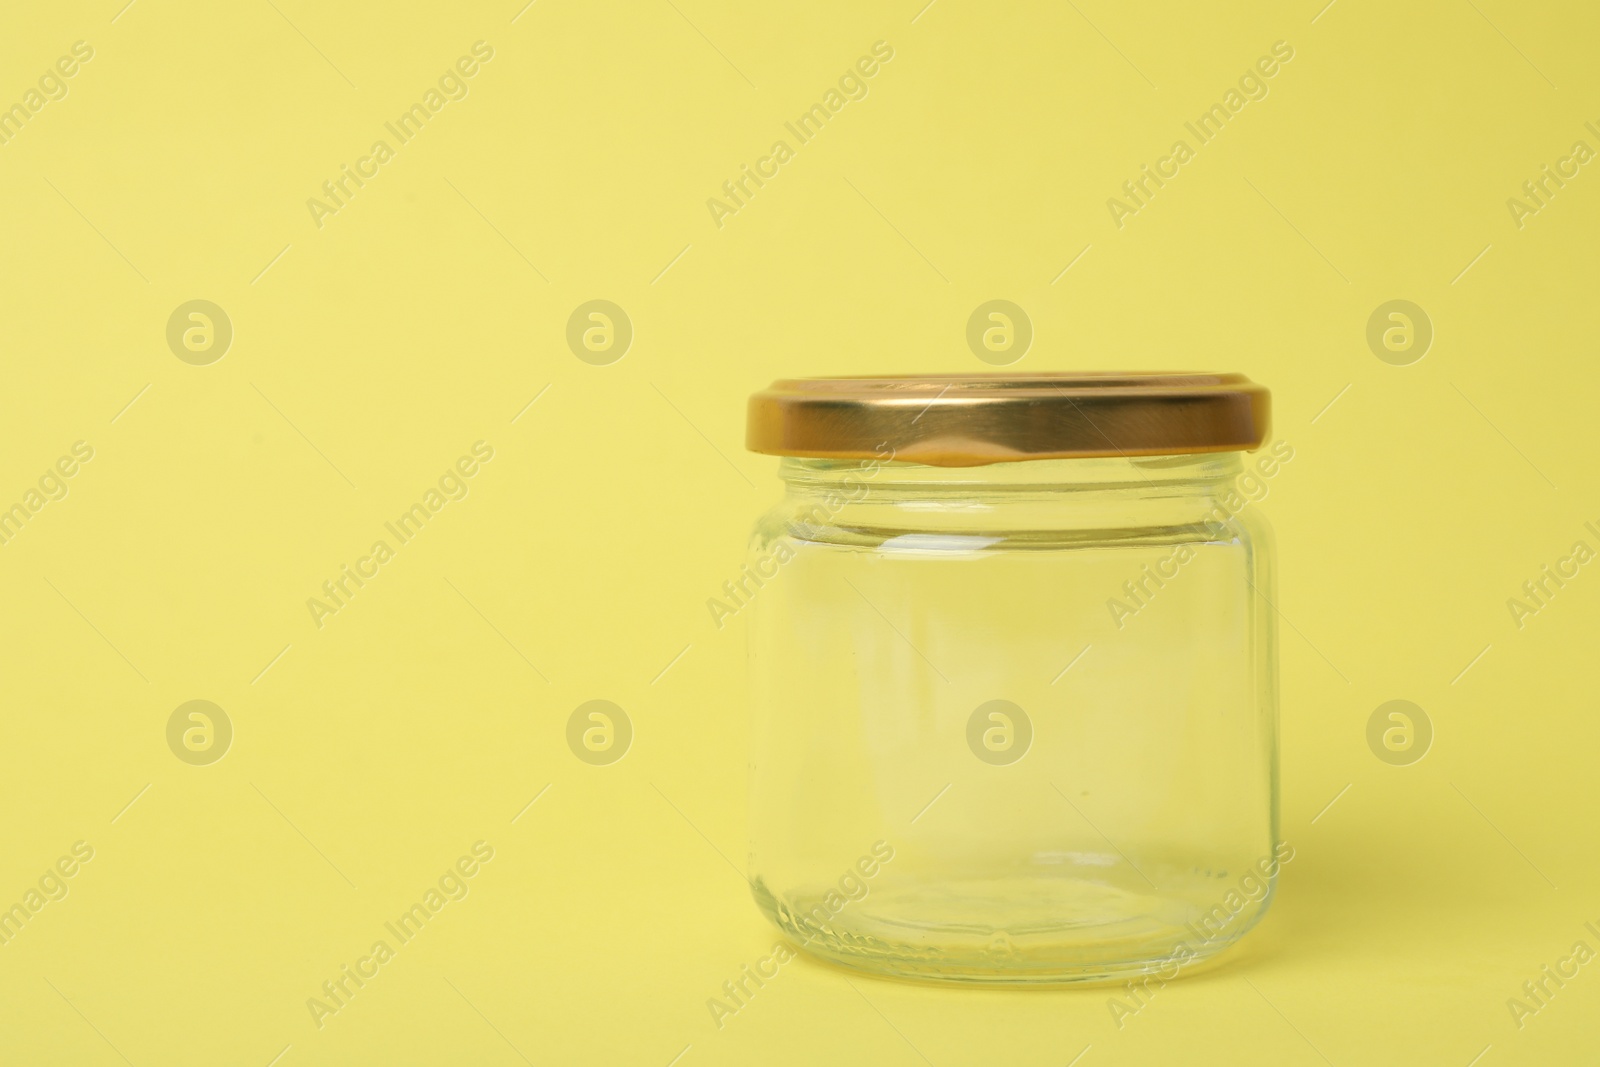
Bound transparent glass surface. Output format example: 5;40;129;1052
746;452;1280;984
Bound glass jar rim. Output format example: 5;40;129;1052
746;372;1270;468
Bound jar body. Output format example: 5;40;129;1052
746;451;1282;984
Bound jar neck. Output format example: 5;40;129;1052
775;452;1259;536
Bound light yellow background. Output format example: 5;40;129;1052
2;0;1597;1063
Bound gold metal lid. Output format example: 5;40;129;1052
746;373;1270;467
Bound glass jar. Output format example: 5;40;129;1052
742;373;1283;984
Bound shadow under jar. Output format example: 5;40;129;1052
742;373;1285;985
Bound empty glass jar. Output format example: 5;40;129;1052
743;373;1283;984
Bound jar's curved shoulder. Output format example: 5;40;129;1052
748;501;795;555
1226;504;1276;547
747;492;861;552
1224;505;1278;594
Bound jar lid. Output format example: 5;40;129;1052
746;373;1270;467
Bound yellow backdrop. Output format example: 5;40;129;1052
1;1;1596;1064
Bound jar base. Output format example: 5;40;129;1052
752;873;1269;986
